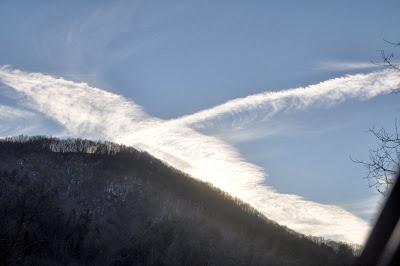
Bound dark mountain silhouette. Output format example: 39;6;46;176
0;136;356;265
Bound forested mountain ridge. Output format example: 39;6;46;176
0;136;355;265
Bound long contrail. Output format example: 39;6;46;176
1;67;399;244
173;69;400;128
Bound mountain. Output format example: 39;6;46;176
0;136;355;265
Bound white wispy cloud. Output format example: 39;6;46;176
172;69;400;129
0;104;34;119
317;61;381;71
0;67;152;139
0;104;44;135
1;67;399;244
338;194;383;224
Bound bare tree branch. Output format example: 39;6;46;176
353;123;400;195
354;39;400;194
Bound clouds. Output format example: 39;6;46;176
0;103;44;135
1;66;399;244
338;195;383;223
0;67;152;139
317;61;381;72
0;104;34;119
173;69;400;129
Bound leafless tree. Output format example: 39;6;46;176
379;39;400;70
354;123;400;194
371;39;400;71
355;39;400;195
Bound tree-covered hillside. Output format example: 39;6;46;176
0;136;355;265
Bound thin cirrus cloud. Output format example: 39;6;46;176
0;104;44;135
316;60;381;72
0;104;33;119
0;66;399;244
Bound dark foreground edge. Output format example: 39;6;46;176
356;172;400;266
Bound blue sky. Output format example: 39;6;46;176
0;1;399;243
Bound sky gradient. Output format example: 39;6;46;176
0;1;399;244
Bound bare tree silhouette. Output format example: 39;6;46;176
355;39;400;194
353;123;400;194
